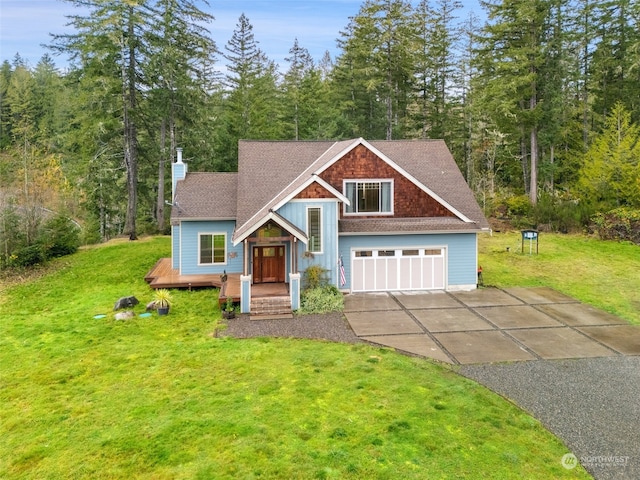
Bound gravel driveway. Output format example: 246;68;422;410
461;357;640;480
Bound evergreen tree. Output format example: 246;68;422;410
51;0;151;239
412;0;462;141
144;0;217;229
578;102;640;208
283;39;314;140
334;0;417;139
590;0;640;124
474;0;553;204
0;60;13;148
218;14;281;168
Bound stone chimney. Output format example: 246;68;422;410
171;147;187;201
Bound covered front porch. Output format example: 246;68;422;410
233;212;307;314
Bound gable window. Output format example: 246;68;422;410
199;233;226;265
344;180;393;215
307;207;322;253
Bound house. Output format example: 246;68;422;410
169;138;490;313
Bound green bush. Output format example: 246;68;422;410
590;207;640;244
302;264;329;290
10;244;47;268
39;214;81;258
531;192;593;233
506;194;532;217
1;211;81;270
300;285;344;314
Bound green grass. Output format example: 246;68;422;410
479;231;640;324
0;236;593;479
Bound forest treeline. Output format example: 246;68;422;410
1;0;639;268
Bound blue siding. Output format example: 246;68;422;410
278;200;340;286
338;233;478;289
179;220;243;275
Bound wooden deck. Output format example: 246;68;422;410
145;258;241;304
145;258;290;306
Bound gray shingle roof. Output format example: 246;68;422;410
172;139;489;236
339;217;482;234
234;139;354;241
171;172;237;223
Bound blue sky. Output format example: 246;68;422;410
0;0;483;70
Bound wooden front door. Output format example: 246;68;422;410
253;246;285;283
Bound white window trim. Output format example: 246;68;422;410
198;232;227;266
343;179;394;216
306;206;323;254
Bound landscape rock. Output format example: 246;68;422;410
113;296;139;311
146;301;158;311
114;310;135;321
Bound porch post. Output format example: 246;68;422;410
290;272;301;311
240;274;251;313
292;237;297;274
243;239;248;276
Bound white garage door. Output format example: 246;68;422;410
351;247;445;292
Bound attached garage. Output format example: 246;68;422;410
351;247;445;292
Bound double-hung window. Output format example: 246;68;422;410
344;180;393;214
307;207;322;253
199;233;226;265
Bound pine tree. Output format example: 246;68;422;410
51;0;150;239
412;0;462;141
283;39;314;140
144;0;217;229
219;14;281;168
334;0;417;139
578;102;640;208
590;0;640;124
474;0;553;204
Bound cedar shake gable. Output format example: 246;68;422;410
318;144;456;219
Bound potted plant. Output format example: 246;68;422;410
154;289;172;315
222;296;235;319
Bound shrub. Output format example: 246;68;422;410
300;285;344;314
590;207;640;244
10;244;47;268
506;195;532;217
39;214;81;258
303;264;329;290
531;192;593;233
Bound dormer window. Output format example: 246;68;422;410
344;180;393;215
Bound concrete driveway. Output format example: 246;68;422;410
344;287;640;364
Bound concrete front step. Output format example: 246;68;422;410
250;296;292;316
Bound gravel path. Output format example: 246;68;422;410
223;312;363;344
461;357;640;480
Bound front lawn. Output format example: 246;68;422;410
0;237;589;478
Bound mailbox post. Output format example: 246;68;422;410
521;229;539;254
